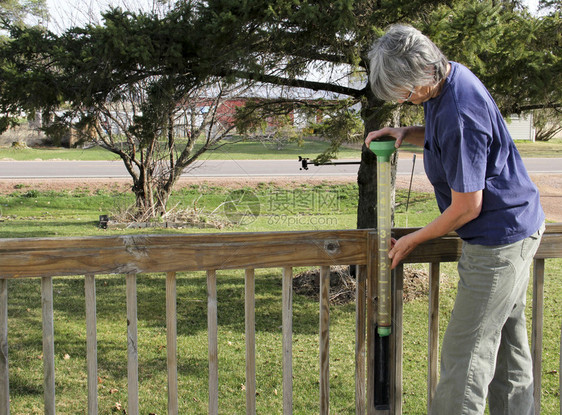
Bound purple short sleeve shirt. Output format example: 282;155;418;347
423;62;544;245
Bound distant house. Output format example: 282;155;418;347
505;113;535;142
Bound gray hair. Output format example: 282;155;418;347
368;24;448;102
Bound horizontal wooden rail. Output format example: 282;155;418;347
1;224;560;279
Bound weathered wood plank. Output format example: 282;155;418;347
366;232;377;415
2;225;560;279
355;265;366;415
427;263;440;413
282;267;293;415
126;274;139;415
0;278;9;415
41;277;56;415
319;266;330;415
392;264;404;414
534;230;562;259
245;269;256;415
166;272;178;415
84;274;98;415
0;230;369;278
207;270;218;415
532;259;545;415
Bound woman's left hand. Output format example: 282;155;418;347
388;233;419;269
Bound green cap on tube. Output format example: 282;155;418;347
378;326;392;337
369;138;397;162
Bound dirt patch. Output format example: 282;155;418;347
397;173;562;223
293;265;435;305
527;174;562;222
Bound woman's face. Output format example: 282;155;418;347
396;63;450;105
396;85;434;105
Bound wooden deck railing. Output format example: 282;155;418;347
0;224;561;414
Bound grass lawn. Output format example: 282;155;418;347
0;139;361;161
1;137;561;161
0;184;560;414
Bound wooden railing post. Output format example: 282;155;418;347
282;267;293;415
0;278;8;415
245;268;256;415
126;274;139;415
355;265;367;415
166;272;178;415
319;266;330;415
84;274;98;415
41;276;56;415
366;232;377;415
428;262;440;412
391;264;404;414
207;270;218;415
532;258;545;414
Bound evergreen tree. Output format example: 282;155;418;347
186;0;561;227
0;0;48;27
0;7;259;218
0;0;559;221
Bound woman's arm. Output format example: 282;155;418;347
388;189;483;269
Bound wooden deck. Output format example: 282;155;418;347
0;224;561;414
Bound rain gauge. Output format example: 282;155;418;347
370;138;396;336
369;138;397;410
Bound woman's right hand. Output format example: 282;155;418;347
364;127;407;149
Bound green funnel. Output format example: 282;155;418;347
369;137;397;162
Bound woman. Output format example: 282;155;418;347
365;24;545;414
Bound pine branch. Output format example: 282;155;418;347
517;103;562;112
223;69;366;99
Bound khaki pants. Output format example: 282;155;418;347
430;224;544;415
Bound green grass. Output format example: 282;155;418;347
399;138;562;158
0;183;439;238
0;139;361;161
0;145;121;161
513;137;562;157
1;185;560;414
0;182;438;238
1;137;560;161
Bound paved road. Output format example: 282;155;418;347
0;157;561;179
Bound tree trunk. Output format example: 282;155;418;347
357;142;378;229
131;165;158;220
357;90;399;230
129;165;177;220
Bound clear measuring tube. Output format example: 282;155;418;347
369;139;396;337
376;156;392;336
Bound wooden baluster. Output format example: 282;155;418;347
428;263;440;412
84;274;98;415
245;269;256;415
126;274;139;415
355;265;366;415
532;258;545;414
41;276;56;415
319;266;330;415
367;231;377;415
282;266;293;415
391;264;404;414
207;270;218;415
0;278;9;415
166;272;178;415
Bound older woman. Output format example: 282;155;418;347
365;25;545;415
